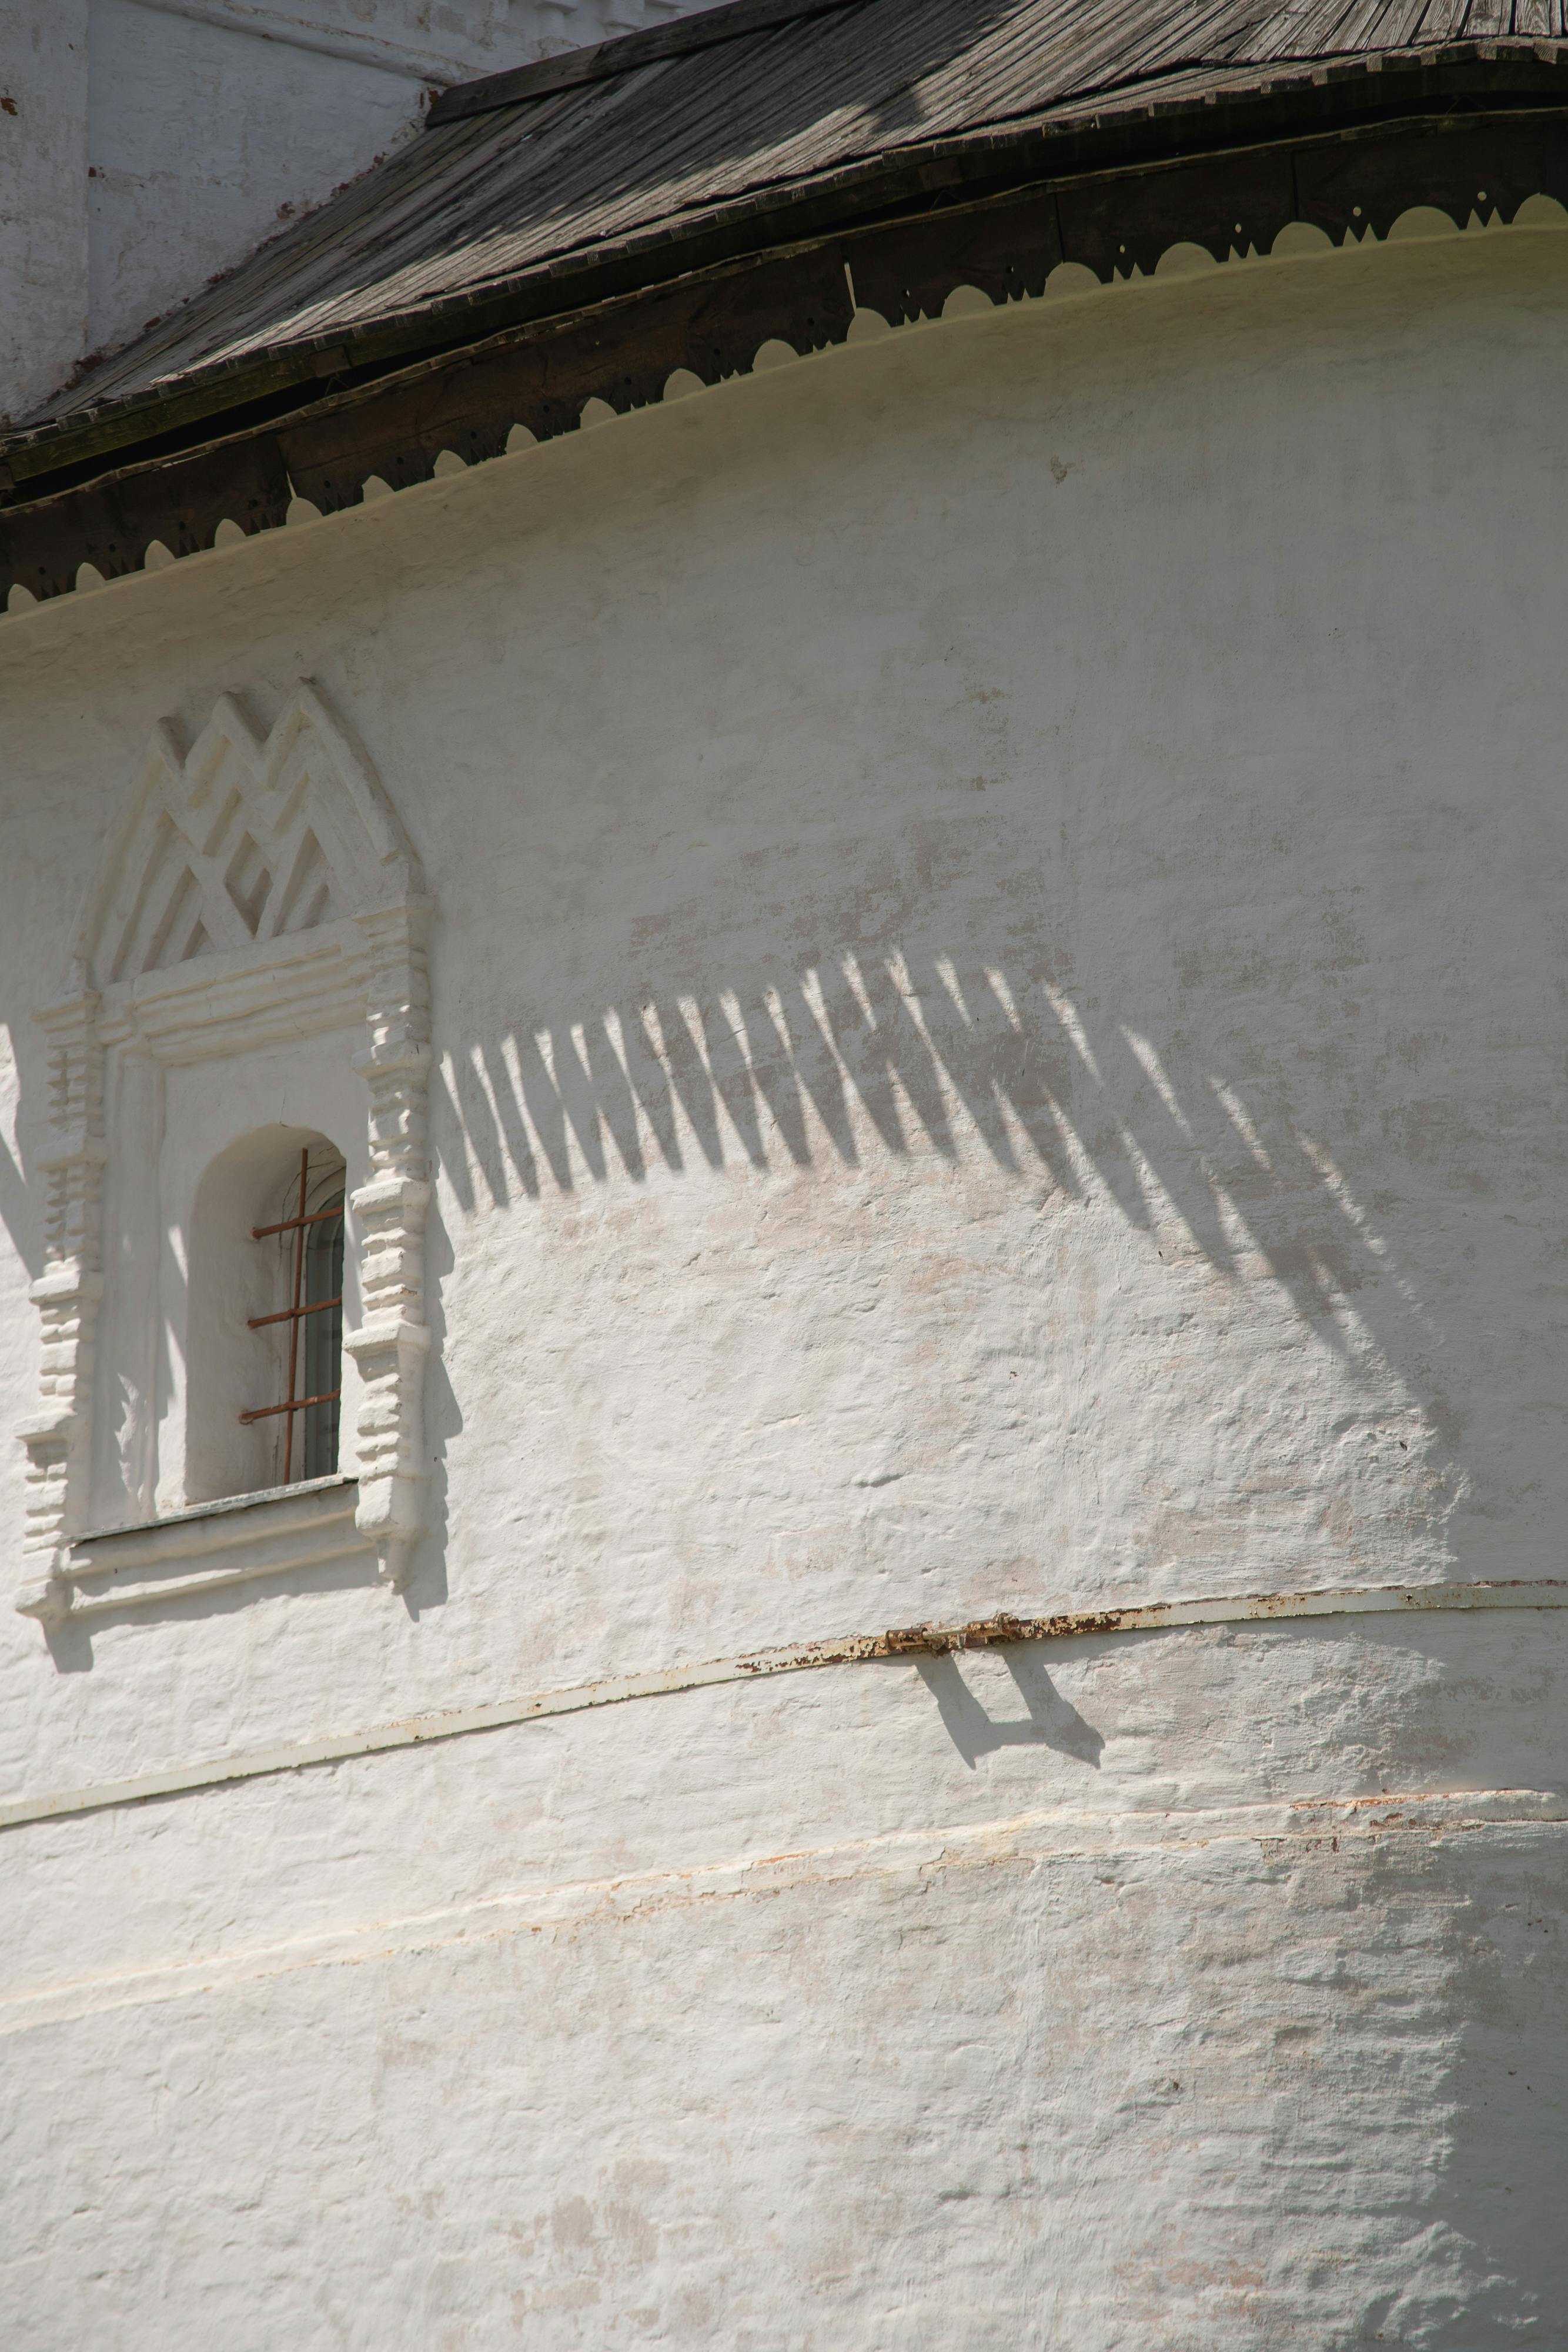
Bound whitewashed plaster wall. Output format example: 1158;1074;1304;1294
0;0;714;422
0;1;91;425
0;229;1565;2345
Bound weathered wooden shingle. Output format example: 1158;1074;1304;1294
16;0;1567;440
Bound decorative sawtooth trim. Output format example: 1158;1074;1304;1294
10;198;1539;599
17;994;106;1598
344;898;433;1596
2;135;1566;612
15;681;433;1626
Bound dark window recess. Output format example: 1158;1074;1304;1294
241;1147;345;1484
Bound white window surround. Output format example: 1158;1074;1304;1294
15;680;433;1628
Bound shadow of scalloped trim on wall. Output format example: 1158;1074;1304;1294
4;192;1565;624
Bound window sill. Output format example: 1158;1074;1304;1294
22;1476;368;1623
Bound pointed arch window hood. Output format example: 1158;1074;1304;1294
15;680;434;1629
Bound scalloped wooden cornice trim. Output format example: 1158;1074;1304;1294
3;111;1567;615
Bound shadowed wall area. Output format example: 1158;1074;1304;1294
429;775;1555;1616
442;915;1399;1348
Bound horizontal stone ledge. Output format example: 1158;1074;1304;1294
4;1783;1567;2039
2;1577;1564;1834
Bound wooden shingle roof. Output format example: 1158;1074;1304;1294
16;0;1568;442
3;0;1566;601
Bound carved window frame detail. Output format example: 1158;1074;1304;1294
15;681;432;1626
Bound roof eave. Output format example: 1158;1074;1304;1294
4;41;1563;503
4;49;1567;605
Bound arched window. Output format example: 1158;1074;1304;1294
181;1125;352;1509
16;680;432;1629
242;1146;347;1486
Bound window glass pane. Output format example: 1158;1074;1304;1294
302;1189;344;1479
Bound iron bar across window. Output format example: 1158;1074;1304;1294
241;1147;345;1483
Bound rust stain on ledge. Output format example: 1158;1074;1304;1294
738;1581;1568;1673
747;1607;1142;1668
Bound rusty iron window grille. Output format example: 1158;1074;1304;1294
240;1146;345;1485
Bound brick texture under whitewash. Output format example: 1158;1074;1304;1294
1;7;1566;2346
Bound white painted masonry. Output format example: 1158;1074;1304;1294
2;225;1566;2342
0;0;715;420
14;677;433;1614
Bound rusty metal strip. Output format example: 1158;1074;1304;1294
2;1578;1563;1835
